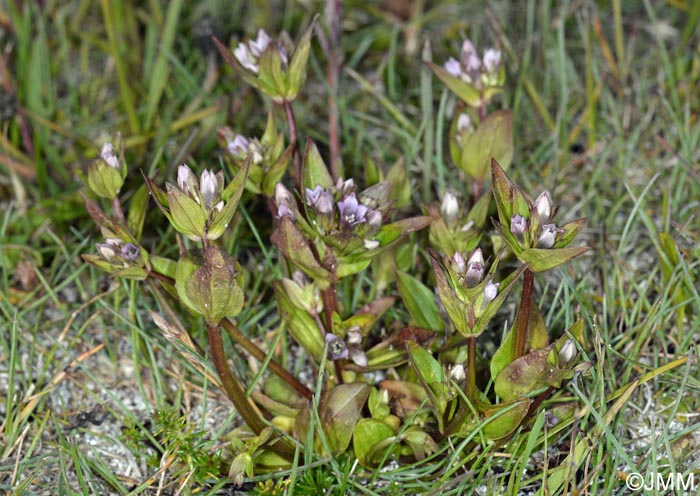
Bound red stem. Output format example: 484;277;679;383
513;269;535;359
283;99;302;190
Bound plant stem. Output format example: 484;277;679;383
112;197;126;225
221;319;313;400
513;268;535;359
148;269;313;400
207;323;295;458
283;99;302;189
465;336;477;400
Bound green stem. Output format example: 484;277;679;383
513;269;535;359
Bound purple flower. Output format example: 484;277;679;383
337;193;368;228
325;333;348;360
121;243;140;262
510;214;527;236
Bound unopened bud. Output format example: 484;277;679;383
558;339;577;367
483;280;499;306
441;192;459;225
465;248;485;287
456;114;472;134
274;183;293;207
482;49;502;73
452;252;466;274
349;347;368;367
534;190;553;223
100;143;120;169
449;363;465;381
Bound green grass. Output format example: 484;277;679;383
1;0;699;494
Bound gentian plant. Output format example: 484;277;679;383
81;24;592;483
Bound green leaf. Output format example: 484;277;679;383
274;282;325;363
319;383;371;455
396;271;445;332
477;399;530;440
353;418;396;467
258;46;287;100
519;246;590;272
460;110;513;181
491;299;549;382
302;139;333;190
175;252;201;315
285;18;316;100
270;217;334;288
406;342;448;431
127;184;149;241
166;185;206;238
427;62;481;106
186;247;244;324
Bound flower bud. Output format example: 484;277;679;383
510;214;527;236
249;29;271;57
234;43;258;73
441;192;459;226
449;363;465;381
177;165;197;196
364;239;380;250
465;248;484;287
200;170;219;209
346;329;363;345
534;190;553;223
452;252;466;274
100;143;120;169
274;182;294;207
456;114;472;134
349;347;368;367
336;177;355;196
483;280;499;306
277;204;295;220
367;209;382;229
558;339;577;367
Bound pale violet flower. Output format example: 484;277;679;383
325;333;348;360
337;193;368;228
233;44;258;73
511;214;527;236
227;135;250;159
100;143;120;169
449;363;466;381
121;243;140;262
248;29;271;57
537;224;563;249
305;185;334;215
444;57;462;77
482;48;502;73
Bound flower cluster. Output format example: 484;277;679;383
145;162;249;242
443;39;503;88
83;235;149;280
